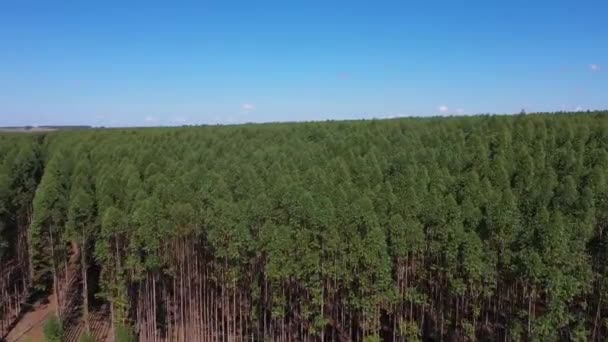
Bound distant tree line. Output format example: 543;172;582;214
2;112;608;341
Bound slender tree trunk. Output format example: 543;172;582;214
49;228;61;320
27;212;35;287
153;272;158;342
592;291;602;342
180;242;185;342
321;279;325;342
81;231;90;333
527;286;532;337
233;279;237;342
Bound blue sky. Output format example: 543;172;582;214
0;1;606;127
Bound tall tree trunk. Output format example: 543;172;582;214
81;231;90;333
527;286;532;337
49;228;61;320
27;213;35;287
592;291;602;342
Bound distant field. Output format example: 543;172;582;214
0;126;92;133
0;127;57;133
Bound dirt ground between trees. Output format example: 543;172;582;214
5;294;111;342
5;294;55;342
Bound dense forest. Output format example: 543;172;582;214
1;112;608;341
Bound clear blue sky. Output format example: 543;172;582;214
1;1;606;127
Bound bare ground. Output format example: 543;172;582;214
5;244;111;342
5;294;56;342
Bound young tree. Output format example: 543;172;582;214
43;315;64;342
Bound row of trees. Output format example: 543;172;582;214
2;112;608;341
0;134;43;337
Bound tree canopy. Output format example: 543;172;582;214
2;112;608;341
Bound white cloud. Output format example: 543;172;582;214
171;117;188;124
590;64;600;72
561;105;585;112
241;103;255;111
438;105;449;113
144;116;159;123
381;114;403;119
456;108;464;114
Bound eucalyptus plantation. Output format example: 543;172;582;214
1;112;608;341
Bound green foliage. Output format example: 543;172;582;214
2;112;608;340
115;324;136;342
79;332;96;342
43;315;64;342
363;335;381;342
399;320;421;341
